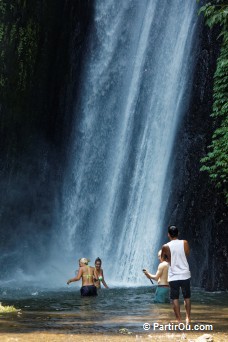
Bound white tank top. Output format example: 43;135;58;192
166;239;191;281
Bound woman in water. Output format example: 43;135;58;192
93;257;109;289
67;257;97;296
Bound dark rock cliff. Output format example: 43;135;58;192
163;20;228;291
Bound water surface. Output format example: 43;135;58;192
0;286;227;334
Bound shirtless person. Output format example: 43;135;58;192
162;225;191;323
143;250;169;303
67;257;97;296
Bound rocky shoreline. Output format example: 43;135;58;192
0;332;227;342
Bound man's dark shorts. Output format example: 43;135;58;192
169;278;191;300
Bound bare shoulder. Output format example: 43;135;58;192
159;261;168;269
76;267;83;277
80;266;85;274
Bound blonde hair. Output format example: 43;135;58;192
79;257;90;265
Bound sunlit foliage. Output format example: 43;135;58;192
198;1;228;204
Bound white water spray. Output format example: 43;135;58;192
61;0;197;285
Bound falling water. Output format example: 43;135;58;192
61;0;197;285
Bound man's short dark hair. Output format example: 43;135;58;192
168;225;178;237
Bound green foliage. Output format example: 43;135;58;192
0;0;40;93
198;3;228;29
199;2;228;205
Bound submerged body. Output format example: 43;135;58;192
144;250;169;303
67;258;97;296
94;258;109;289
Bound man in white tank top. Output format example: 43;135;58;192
162;225;191;324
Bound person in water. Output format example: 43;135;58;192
93;257;109;289
143;250;169;303
67;257;97;296
162;225;191;324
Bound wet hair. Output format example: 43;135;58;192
95;257;102;264
158;249;166;261
168;225;178;237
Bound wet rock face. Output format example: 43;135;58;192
0;0;94;277
163;23;228;290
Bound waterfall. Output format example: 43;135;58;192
60;0;197;285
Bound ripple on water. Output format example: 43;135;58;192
0;286;227;333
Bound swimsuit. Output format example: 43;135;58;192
94;270;103;282
80;266;97;296
82;266;94;279
154;286;170;303
80;285;97;296
82;274;93;279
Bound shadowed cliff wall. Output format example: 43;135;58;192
162;20;228;291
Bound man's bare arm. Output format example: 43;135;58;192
184;240;190;256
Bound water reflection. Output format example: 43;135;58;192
0;286;227;333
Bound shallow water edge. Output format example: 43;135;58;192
0;286;227;341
